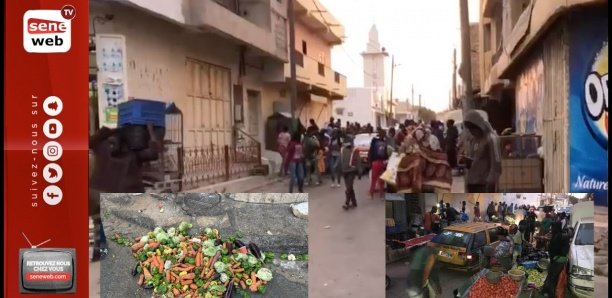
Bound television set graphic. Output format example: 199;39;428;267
19;232;76;293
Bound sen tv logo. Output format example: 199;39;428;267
23;5;76;53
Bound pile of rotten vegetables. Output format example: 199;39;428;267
128;222;274;298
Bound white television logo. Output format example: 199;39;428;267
23;9;74;53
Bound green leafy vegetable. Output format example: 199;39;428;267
256;268;273;281
178;222;193;235
214;261;226;273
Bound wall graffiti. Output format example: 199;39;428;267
515;57;544;135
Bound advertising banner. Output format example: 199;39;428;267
4;1;89;296
568;12;608;206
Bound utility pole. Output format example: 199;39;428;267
419;94;422;108
389;55;395;124
389;55;401;125
288;0;298;131
452;48;457;109
459;0;473;114
418;94;422;122
411;84;414;108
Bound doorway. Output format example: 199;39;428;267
247;90;262;139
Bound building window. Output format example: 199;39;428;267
302;40;307;55
335;108;344;116
348;112;354;117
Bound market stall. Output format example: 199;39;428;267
453;267;538;298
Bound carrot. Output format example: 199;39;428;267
172;288;180;295
175;266;193;272
149;241;160;250
239;280;247;289
180;279;193;285
142;266;153;280
156;256;164;272
206;269;215;279
181;273;196;280
190;283;198;290
224;280;229;287
232;262;241;269
233;268;244;273
200;268;207;278
137;273;145;285
166;270;171;282
131;242;145;252
208;251;221;269
251;272;257;283
171;272;180;281
241;274;249;281
228;266;234;273
204;280;211;289
249;283;260;293
195;252;202;267
234;277;241;284
250;281;261;292
150;258;159;271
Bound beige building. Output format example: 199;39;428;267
263;0;346;129
89;0;293;189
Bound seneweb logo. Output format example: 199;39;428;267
23;5;76;53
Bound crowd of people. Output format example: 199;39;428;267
276;110;502;199
419;199;574;297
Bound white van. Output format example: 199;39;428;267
568;201;595;298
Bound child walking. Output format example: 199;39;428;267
340;136;362;210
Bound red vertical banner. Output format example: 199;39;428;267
4;1;89;297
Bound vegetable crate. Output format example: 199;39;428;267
118;99;166;128
457;268;526;298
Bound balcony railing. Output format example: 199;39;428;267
214;0;239;14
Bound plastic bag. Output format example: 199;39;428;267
379;152;403;185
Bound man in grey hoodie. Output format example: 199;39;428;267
463;110;501;192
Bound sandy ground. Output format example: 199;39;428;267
252;177;386;298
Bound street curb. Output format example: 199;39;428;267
242;176;284;192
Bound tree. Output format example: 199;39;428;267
417;107;437;123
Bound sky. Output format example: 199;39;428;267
319;0;481;113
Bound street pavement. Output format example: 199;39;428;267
97;193;308;298
251;177;386;298
386;259;467;298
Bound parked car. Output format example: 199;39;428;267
353;132;394;172
568;202;595;297
354;133;376;165
427;222;505;272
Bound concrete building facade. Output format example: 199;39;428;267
480;0;608;206
89;0;346;188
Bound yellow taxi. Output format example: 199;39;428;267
427;222;506;272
